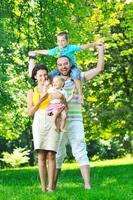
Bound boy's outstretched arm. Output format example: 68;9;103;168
34;49;48;55
29;50;48;55
83;42;104;81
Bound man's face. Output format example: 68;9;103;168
57;57;72;76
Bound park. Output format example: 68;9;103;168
0;0;133;199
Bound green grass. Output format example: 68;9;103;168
0;155;133;200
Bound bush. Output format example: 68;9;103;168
87;135;132;161
0;147;30;168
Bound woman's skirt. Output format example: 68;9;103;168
32;109;59;152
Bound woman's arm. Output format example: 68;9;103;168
27;89;48;116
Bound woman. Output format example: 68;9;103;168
27;64;59;192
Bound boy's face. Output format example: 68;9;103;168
57;35;68;49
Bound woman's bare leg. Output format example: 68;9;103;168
38;150;47;192
47;151;56;191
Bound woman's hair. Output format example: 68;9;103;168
31;64;48;82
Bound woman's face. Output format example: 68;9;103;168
35;69;48;84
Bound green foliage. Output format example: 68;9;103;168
0;0;132;160
0;147;30;167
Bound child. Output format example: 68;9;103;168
29;31;96;104
47;76;74;133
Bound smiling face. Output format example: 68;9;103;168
35;69;48;85
57;35;68;49
57;56;72;76
53;76;65;89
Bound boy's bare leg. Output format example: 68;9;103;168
60;110;67;132
74;79;84;104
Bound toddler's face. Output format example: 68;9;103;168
53;78;64;89
57;35;68;49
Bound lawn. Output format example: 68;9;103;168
0;155;133;200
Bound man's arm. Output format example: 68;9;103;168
83;42;104;81
28;51;37;77
80;41;96;50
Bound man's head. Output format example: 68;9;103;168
57;56;72;76
56;32;69;49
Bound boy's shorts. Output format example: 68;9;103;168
48;65;81;80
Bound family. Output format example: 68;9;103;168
27;32;104;192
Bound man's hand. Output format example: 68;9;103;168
95;41;104;48
78;94;84;105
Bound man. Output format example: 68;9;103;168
28;42;104;189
